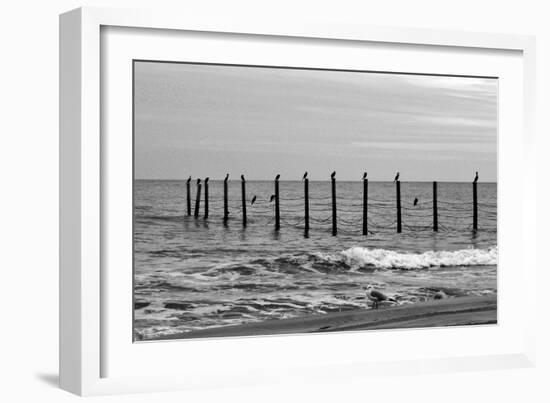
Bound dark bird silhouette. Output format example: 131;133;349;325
241;174;245;181
363;172;367;180
275;174;280;181
413;197;418;206
186;176;191;184
224;173;229;182
394;172;400;182
331;171;336;179
269;194;276;202
196;178;201;185
302;172;308;180
205;177;209;184
474;171;479;183
251;195;257;205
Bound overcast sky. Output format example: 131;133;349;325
134;61;497;182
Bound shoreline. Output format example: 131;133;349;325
150;294;496;341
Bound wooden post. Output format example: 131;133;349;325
331;175;337;236
223;175;229;223
362;178;368;235
473;181;478;232
304;178;309;237
204;178;209;219
396;180;402;233
275;176;280;230
241;176;247;227
194;179;202;218
433;181;438;232
186;177;191;216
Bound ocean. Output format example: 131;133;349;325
133;180;497;340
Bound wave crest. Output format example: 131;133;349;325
338;246;497;270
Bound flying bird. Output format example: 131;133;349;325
224;173;229;182
331;171;336;179
269;194;276;202
362;172;367;180
302;172;308;180
241;174;245;181
364;285;396;309
275;174;280;181
474;171;479;183
413;197;418;206
251;195;257;205
394;172;400;182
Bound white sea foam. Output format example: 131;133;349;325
339;246;497;270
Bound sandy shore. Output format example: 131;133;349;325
153;295;496;341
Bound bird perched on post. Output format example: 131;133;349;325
275;174;280;181
269;194;275;202
302;172;308;180
394;172;400;182
363;172;367;180
364;285;396;309
224;174;229;182
474;171;479;183
251;196;257;205
205;177;209;184
413;197;418;206
241;174;245;182
196;178;201;185
331;171;336;179
187;176;191;184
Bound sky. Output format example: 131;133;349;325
134;61;497;182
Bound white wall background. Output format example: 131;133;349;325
0;0;548;401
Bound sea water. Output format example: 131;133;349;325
134;180;497;340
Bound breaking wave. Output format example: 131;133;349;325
337;246;497;270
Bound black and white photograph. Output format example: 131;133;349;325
132;60;497;341
2;0;547;399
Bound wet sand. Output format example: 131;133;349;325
153;295;496;341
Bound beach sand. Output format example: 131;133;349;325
153;295;496;341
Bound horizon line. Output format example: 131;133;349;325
135;178;497;184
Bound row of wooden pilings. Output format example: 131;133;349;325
185;176;480;236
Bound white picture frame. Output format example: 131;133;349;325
60;6;537;396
